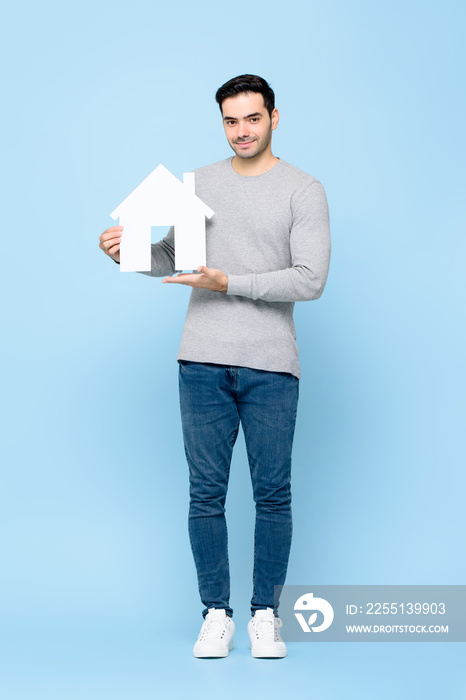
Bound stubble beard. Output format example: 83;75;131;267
232;125;273;160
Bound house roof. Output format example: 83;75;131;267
110;164;214;220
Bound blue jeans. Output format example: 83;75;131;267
178;361;299;619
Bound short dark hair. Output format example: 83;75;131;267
215;74;275;118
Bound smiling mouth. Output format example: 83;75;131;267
236;140;255;147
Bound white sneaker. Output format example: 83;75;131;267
248;608;287;658
193;608;235;658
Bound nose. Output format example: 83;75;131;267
237;120;251;140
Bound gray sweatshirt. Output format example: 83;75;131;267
135;156;331;379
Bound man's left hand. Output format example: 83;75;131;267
162;266;228;293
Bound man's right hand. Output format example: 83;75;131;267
99;225;123;263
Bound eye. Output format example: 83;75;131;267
250;118;259;123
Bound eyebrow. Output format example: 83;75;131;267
223;112;263;121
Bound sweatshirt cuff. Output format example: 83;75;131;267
226;274;252;298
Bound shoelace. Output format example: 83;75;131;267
199;616;229;641
252;615;283;640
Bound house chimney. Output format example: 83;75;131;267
183;172;195;195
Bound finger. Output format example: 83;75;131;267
99;236;121;251
101;236;122;252
171;273;200;280
162;276;189;284
101;230;123;243
197;266;217;279
107;243;120;255
104;235;122;246
162;274;199;284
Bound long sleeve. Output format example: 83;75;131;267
137;226;179;277
226;180;331;302
112;226;178;275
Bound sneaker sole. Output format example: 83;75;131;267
250;646;287;658
193;640;234;658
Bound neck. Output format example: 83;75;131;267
231;148;279;177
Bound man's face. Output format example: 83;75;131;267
221;92;279;160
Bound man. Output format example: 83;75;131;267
99;74;331;659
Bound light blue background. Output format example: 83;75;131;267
1;1;465;698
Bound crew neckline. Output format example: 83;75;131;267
227;156;283;180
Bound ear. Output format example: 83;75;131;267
271;108;279;130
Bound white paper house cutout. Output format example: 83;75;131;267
110;164;214;272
